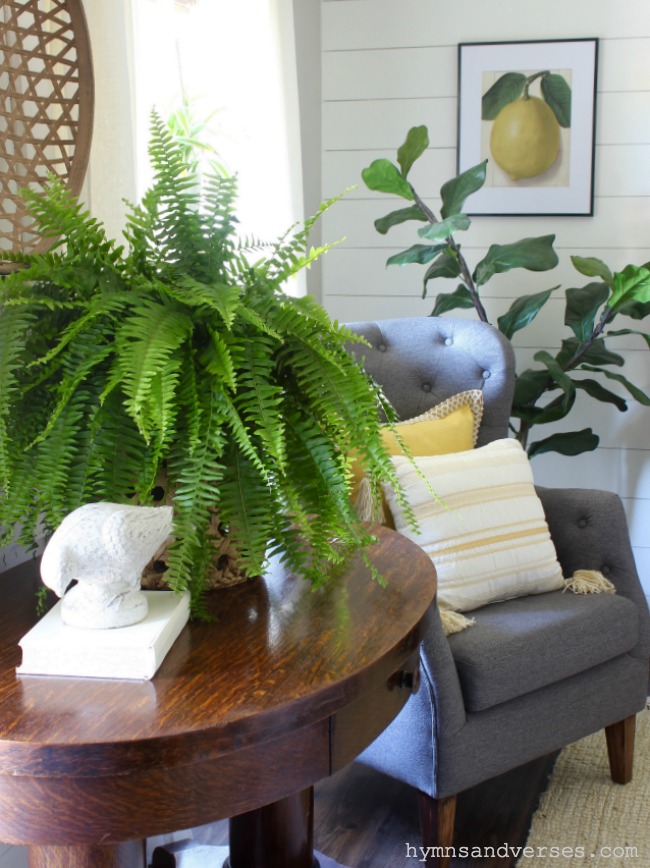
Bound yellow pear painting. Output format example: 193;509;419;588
481;70;572;188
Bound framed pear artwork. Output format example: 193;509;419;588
457;38;598;216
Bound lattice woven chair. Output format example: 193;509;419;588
0;0;93;268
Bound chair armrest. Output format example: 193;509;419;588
419;605;469;734
537;485;650;660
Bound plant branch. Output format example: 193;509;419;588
410;185;489;322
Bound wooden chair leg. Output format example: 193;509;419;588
605;714;636;784
417;791;457;868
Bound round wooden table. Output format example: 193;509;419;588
0;527;436;868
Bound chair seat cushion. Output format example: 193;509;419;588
447;590;640;712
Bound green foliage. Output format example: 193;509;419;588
362;125;650;458
0;111;409;615
481;70;572;128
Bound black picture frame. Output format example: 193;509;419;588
457;38;599;216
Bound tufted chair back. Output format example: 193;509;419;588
345;317;516;446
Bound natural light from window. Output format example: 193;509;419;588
132;0;301;247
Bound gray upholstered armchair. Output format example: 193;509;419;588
346;317;650;865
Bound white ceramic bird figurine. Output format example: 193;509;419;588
40;503;174;629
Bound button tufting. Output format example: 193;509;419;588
444;337;453;346
422;383;431;393
578;518;588;528
377;343;387;352
482;370;491;379
601;565;611;575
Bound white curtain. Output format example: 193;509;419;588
82;0;304;279
80;0;138;244
131;0;305;245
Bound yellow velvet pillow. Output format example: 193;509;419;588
352;390;483;526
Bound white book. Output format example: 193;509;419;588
17;590;191;681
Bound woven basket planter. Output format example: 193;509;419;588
140;477;250;591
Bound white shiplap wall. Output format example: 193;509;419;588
319;0;650;593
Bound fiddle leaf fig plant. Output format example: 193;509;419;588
362;125;650;458
0;111;412;616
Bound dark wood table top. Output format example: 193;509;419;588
0;526;437;849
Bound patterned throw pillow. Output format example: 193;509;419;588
353;391;484;527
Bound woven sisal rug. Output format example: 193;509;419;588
517;707;650;867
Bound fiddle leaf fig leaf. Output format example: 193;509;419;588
397;125;429;178
497;287;557;339
574;378;628;411
529;391;576;425
361;159;413;201
474;235;558;286
557;337;624;369
534;350;576;400
565;282;610;341
570;255;614;288
607;264;650;312
374;205;428;235
541;73;572;127
606;327;650;349
430;284;474;314
609;300;650;321
386;244;446;267
440;160;487;218
512;369;550;409
481;72;526;120
417;214;471;242
422;251;461;297
527;429;599;459
580;366;650;405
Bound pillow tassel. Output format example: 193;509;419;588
354;476;386;525
440;608;476;636
564;569;616;595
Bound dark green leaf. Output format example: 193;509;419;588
440;161;487;219
422;252;461;297
564;282;609;341
474;235;558;286
557;337;624;369
540;73;572;127
497;287;557;339
386;244;446;267
608;264;650;311
570;255;614;287
512;368;550;408
574;378;628;411
481;73;526;120
610;300;650;321
580;366;650;405
523;392;575;427
533;350;576;421
533;350;576;410
361;159;413;201
417;214;471;242
397;126;429;178
528;429;599;459
606;327;650;349
374;205;428;235
430;284;474;314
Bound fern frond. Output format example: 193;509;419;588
235;339;286;469
115;299;193;433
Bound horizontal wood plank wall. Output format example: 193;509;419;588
320;0;650;595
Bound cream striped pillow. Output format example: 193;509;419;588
383;439;564;613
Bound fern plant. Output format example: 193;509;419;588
0;112;408;615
